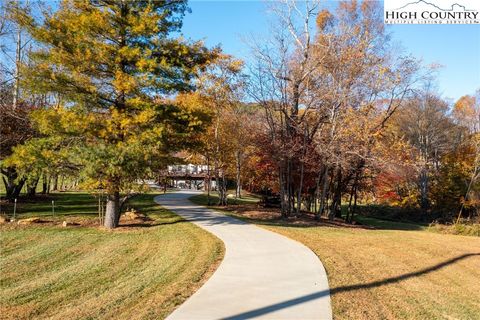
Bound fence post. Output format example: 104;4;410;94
13;198;17;220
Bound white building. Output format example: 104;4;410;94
163;164;217;190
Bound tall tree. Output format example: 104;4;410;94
12;0;213;228
192;54;245;205
249;0;419;219
452;91;480;222
0;0;41;201
395;90;455;211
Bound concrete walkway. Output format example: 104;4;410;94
154;191;332;320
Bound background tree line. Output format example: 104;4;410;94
181;1;479;225
1;0;478;228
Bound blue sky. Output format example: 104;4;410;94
181;0;480;102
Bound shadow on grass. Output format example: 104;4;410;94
120;219;187;228
21;206;97;214
352;215;427;231
119;193;192;228
222;253;480;319
1;193;98;218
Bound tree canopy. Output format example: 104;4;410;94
8;0;215;228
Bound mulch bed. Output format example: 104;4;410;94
211;204;375;229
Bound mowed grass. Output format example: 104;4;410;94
265;226;480;320
0;193;224;320
190;193;480;320
190;191;260;206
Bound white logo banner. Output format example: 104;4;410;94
384;0;480;24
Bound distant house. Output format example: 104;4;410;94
167;164;209;175
160;164;217;190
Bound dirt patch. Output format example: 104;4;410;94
17;217;52;225
122;209;151;221
0;214;158;231
62;221;82;227
0;216;101;230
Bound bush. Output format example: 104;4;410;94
355;204;426;223
355;204;470;224
427;222;480;237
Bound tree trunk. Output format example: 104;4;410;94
419;168;430;212
215;168;225;206
286;158;292;216
26;177;39;198
2;168;26;201
13;14;21;110
332;168;342;220
296;160;305;216
314;169;322;215
346;177;358;223
207;154;211;206
317;165;330;219
347;170;361;223
42;174;48;194
214;165;227;206
346;184;354;223
279;165;288;218
52;175;58;191
296;127;308;216
305;194;312;213
328;167;341;221
351;183;359;223
221;175;227;205
213;111;227;206
235;150;242;198
104;191;120;229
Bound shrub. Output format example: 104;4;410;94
427;222;480;237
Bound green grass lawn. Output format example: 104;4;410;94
190;193;480;320
0;192;98;219
352;214;427;230
189;191;260;206
0;193;224;320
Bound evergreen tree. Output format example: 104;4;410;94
11;0;214;228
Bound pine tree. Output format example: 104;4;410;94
12;0;214;228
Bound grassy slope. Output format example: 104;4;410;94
266;225;480;320
192;191;260;206
0;193;224;320
190;193;480;320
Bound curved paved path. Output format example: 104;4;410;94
154;191;332;320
